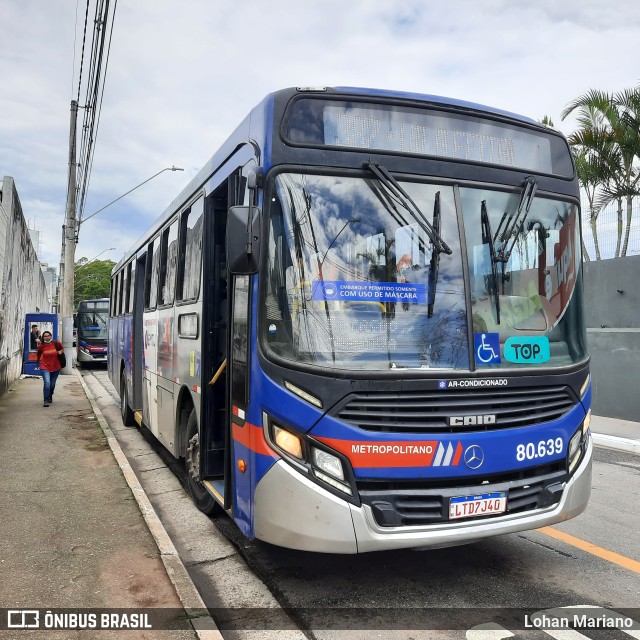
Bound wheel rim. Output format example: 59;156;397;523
120;377;127;420
186;432;202;485
185;432;205;491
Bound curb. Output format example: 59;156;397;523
74;368;222;640
592;432;640;456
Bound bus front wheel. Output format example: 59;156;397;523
185;409;217;515
120;372;135;427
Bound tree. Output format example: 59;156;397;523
569;129;618;261
561;86;640;258
613;87;640;256
73;258;115;308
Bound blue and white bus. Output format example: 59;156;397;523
76;298;109;365
109;87;591;553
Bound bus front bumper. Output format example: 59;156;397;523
253;436;593;554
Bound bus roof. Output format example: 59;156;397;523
76;298;109;310
333;86;538;125
113;86;545;273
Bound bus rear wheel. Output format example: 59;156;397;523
185;409;218;515
120;372;135;427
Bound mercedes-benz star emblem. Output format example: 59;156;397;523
464;445;484;469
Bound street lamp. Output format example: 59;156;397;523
75;165;184;238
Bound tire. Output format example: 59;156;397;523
120;372;136;427
185;409;218;515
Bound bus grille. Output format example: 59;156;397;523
334;386;576;433
358;464;567;527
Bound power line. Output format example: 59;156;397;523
75;0;91;103
74;0;118;231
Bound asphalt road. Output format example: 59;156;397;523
82;366;640;640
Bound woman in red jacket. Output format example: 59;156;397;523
36;331;64;407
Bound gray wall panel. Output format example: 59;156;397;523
583;255;640;421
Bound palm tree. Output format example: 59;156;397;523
613;87;640;256
569;128;619;261
562;86;640;258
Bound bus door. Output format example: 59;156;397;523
201;182;230;479
201;167;248;509
223;162;259;530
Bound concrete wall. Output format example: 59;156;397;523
0;177;51;397
583;255;640;421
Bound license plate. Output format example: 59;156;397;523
449;492;507;520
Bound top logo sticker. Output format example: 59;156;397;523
504;336;550;364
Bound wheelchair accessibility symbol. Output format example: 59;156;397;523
474;332;501;365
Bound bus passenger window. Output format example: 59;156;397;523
124;262;132;314
178;197;204;301
114;273;122;316
145;237;160;310
159;220;179;306
110;278;117;316
128;260;136;313
119;268;128;316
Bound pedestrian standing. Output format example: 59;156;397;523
36;331;64;407
30;324;41;350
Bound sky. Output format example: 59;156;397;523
1;0;639;269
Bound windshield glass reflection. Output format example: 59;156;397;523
460;187;586;368
263;173;468;370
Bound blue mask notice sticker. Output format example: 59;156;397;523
504;336;550;364
474;332;501;365
311;281;427;304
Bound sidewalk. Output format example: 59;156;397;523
0;374;201;639
591;414;640;455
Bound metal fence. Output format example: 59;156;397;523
581;194;640;260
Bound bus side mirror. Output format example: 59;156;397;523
227;205;262;274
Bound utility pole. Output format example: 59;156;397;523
59;99;78;374
57;224;65;313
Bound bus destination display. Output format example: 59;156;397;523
324;105;551;172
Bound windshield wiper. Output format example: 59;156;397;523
494;176;538;273
481;200;501;324
480;177;538;324
364;162;452;256
427;192;442;318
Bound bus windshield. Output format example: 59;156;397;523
263;172;587;371
264;172;468;370
460;186;586;368
77;310;109;341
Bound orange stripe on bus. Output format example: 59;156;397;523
232;421;277;458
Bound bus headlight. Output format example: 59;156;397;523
580;374;591;399
582;410;591;435
568;414;590;475
273;425;303;460
311;447;352;495
312;448;345;481
263;413;356;499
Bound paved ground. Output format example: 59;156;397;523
591;413;640;453
1;370;637;640
0;374;200;639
